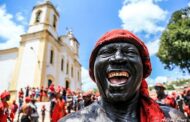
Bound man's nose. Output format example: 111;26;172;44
109;50;126;63
115;50;124;60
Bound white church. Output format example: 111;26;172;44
0;1;81;98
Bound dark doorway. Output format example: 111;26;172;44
48;79;52;87
66;80;69;89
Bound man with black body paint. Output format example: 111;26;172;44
154;83;176;108
59;29;187;122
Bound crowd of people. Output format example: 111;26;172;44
0;83;189;122
0;84;100;122
151;83;190;119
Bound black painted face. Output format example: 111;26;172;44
155;86;165;96
6;95;10;101
94;42;143;102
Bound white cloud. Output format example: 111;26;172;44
81;67;97;91
147;72;190;87
16;12;24;22
146;76;168;87
188;2;190;7
146;39;160;56
153;0;167;2
154;76;168;83
0;5;25;49
119;0;167;35
36;0;44;5
124;0;165;4
146;77;155;86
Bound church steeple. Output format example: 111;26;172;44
28;0;59;39
67;30;79;56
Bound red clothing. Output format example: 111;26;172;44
0;101;9;122
140;80;165;122
49;84;55;92
10;103;18;122
163;96;176;108
155;95;177;108
19;91;24;98
51;99;66;122
40;91;43;102
184;105;190;117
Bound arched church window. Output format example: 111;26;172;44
71;66;74;77
50;50;54;64
48;79;52;88
53;15;57;28
35;10;42;23
61;58;64;71
66;80;69;89
78;71;80;80
66;62;69;75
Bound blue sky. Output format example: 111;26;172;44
0;0;190;91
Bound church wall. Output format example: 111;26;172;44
47;9;58;39
45;42;59;86
0;52;17;92
28;24;45;34
17;40;40;89
65;54;74;89
74;65;81;90
45;40;81;91
56;47;80;91
63;36;71;48
64;51;79;90
57;52;66;87
70;63;76;90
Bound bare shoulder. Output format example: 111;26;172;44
160;105;188;122
58;101;104;122
58;111;84;122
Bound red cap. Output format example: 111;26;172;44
89;29;151;82
155;83;166;89
0;91;10;99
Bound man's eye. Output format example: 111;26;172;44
99;49;114;55
123;50;138;55
128;51;137;55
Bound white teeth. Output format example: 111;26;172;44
108;72;129;78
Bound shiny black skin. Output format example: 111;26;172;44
155;86;167;100
94;42;143;103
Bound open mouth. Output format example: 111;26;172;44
107;71;130;85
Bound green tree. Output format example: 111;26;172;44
157;7;190;73
166;84;175;90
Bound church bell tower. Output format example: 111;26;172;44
28;0;59;39
9;0;60;96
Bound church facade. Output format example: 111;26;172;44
0;1;81;98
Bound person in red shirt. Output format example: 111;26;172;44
18;88;24;108
50;89;66;122
0;91;11;122
10;100;18;122
20;96;32;122
39;87;44;102
184;105;190;119
154;83;176;108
